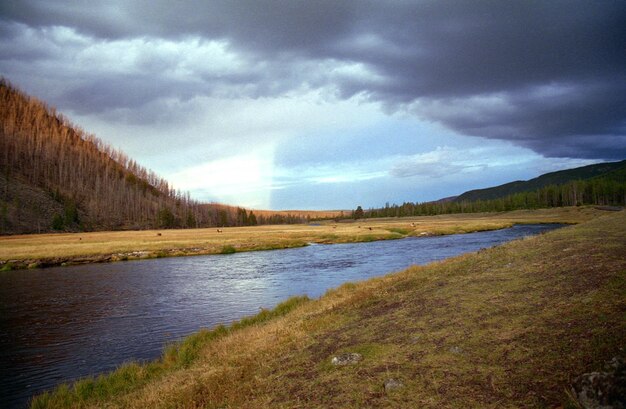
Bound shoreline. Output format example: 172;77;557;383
0;224;498;271
28;210;626;408
0;207;604;271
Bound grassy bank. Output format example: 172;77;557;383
0;206;604;269
31;209;625;408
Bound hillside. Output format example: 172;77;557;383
31;210;626;408
0;80;320;234
455;160;626;202
0;79;212;234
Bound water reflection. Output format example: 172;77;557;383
0;224;562;408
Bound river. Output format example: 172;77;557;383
0;223;562;408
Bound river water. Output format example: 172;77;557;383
0;224;562;407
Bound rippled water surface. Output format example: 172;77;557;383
0;224;562;407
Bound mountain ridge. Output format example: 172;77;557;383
453;160;626;202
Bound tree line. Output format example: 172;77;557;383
354;177;626;219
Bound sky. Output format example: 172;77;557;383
1;1;625;210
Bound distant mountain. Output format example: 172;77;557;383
433;195;458;204
454;160;626;202
599;163;626;183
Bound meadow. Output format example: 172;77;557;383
29;208;625;408
0;206;603;269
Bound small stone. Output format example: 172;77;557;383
384;378;403;392
449;346;464;354
331;353;363;366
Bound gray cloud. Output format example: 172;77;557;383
1;0;625;159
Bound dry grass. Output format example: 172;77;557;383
30;209;626;408
0;206;604;268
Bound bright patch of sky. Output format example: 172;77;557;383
169;147;276;209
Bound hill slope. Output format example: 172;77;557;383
0;79;213;234
0;172;66;234
455;160;626;202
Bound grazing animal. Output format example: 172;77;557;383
156;233;162;236
368;227;372;231
217;229;223;233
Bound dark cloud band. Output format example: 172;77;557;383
1;0;624;159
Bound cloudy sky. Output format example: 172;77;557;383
1;1;625;210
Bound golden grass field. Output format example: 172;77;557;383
30;208;625;408
0;206;604;269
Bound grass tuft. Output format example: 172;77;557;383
164;325;230;368
231;295;310;331
220;245;236;254
386;227;411;235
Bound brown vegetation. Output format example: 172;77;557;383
0;79;206;232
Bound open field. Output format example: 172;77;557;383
0;206;607;269
30;209;626;408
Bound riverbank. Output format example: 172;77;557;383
0;207;603;270
31;209;625;408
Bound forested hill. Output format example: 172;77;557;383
0;80;308;234
358;161;625;219
0;79;212;234
455;160;626;202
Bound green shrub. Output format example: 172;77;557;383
51;214;64;230
387;227;410;235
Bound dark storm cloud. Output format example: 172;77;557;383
60;75;193;114
412;80;626;160
1;0;625;159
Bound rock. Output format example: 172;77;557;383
571;357;625;409
331;353;363;366
384;378;403;392
449;346;464;354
